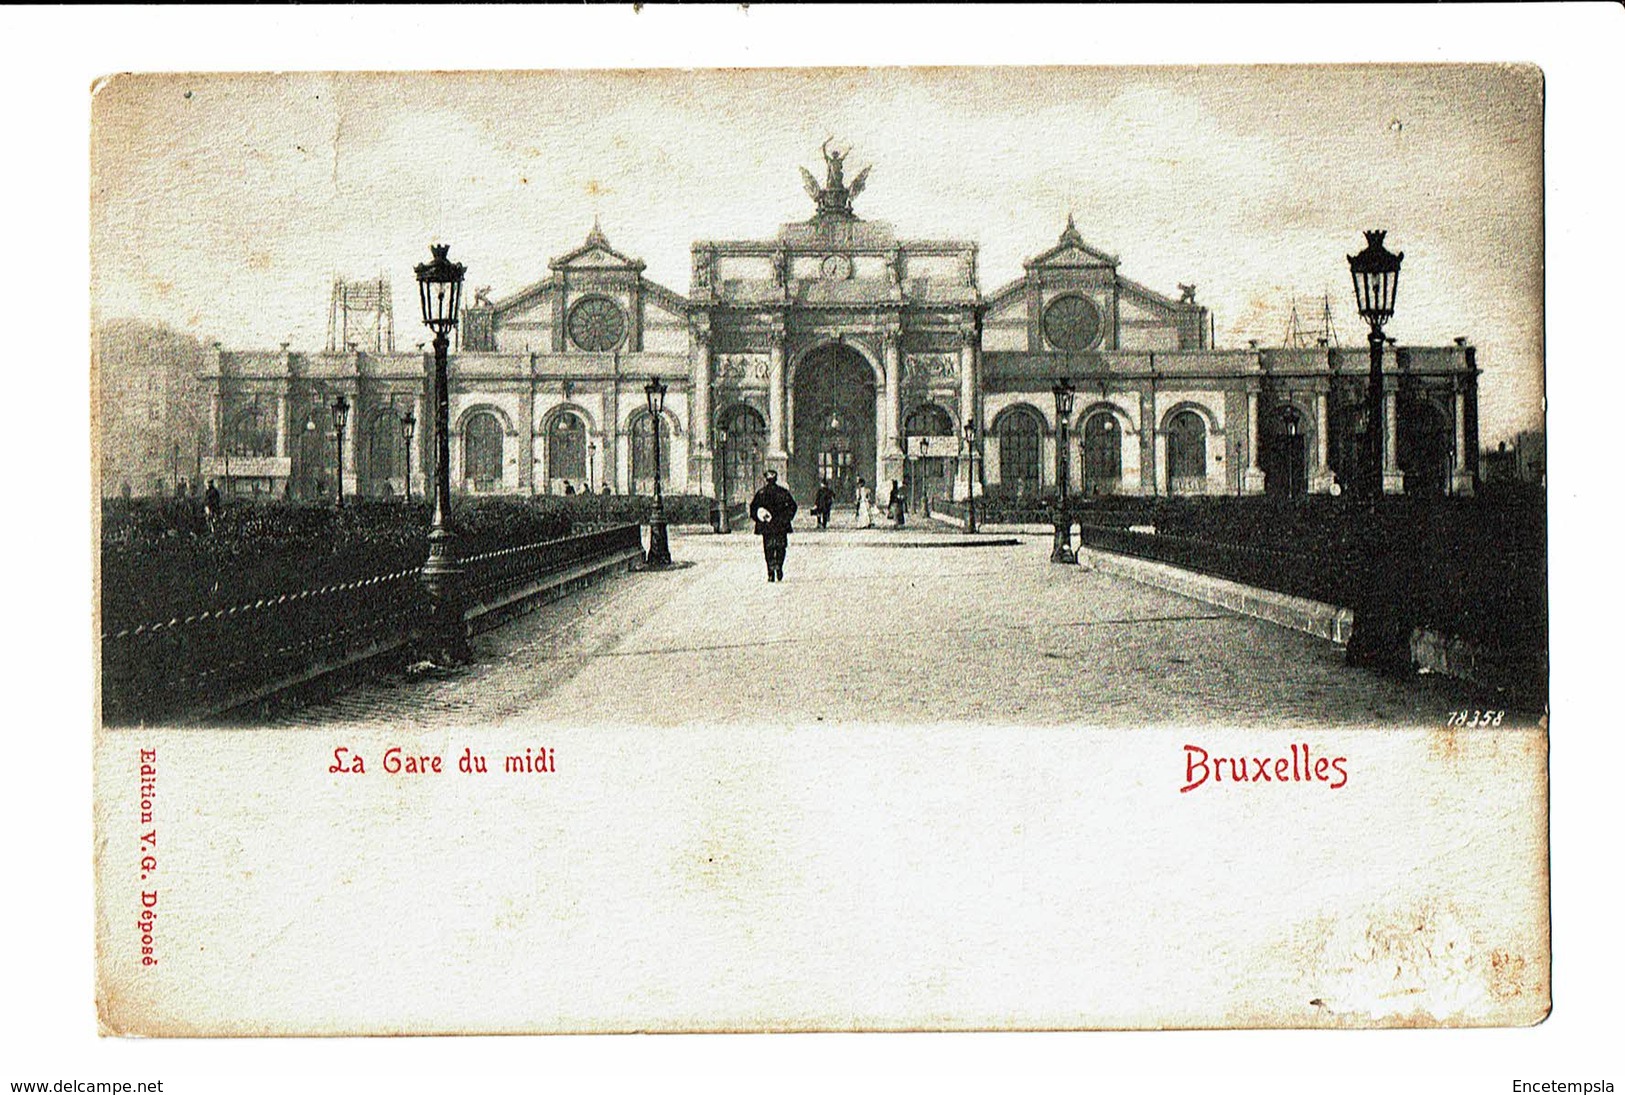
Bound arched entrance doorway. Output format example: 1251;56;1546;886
1262;405;1308;497
904;403;954;514
1166;410;1208;496
366;411;399;498
294;399;333;501
717;404;766;506
1400;399;1453;498
1081;410;1122;495
791;342;876;504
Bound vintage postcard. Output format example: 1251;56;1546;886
92;63;1548;1034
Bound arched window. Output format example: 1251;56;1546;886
547;411;587;488
463;412;504;489
997;408;1043;498
1166;410;1208;495
1082;412;1122;494
630;412;671;496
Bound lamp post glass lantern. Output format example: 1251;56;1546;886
963;421;979;534
643;376;673;566
1347;230;1403;500
1051;378;1077;562
330;395;349;505
399;411;415;502
413;242;469;662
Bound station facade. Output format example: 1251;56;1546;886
200;160;1480;505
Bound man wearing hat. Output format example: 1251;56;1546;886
749;469;799;582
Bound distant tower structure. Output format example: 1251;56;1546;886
1283;291;1341;349
326;275;395;353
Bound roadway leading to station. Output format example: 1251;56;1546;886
271;521;1494;730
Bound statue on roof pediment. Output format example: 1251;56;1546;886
799;138;872;219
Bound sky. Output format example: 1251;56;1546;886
91;64;1543;442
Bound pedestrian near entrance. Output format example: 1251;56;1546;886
750;469;798;582
888;479;906;527
204;479;222;528
813;479;835;529
855;477;874;528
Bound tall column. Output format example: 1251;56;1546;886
1243;390;1266;494
274;391;288;458
957;331;977;500
691;331;714;496
1310;390;1333;493
412;392;426;499
1451;385;1474;496
691;332;711;451
873;375;888;491
343;393;358;492
519;383;535;494
1139;389;1157;496
209;391;223;456
767;328;787;476
883;334;903;484
1382;387;1404;494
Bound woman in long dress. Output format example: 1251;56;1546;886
855;477;874;528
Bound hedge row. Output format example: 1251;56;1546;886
99;494;716;632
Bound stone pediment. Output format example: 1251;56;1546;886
1024;215;1119;271
548;221;645;272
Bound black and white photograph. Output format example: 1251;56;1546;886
7;3;1618;1089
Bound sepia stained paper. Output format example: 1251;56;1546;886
92;64;1549;1034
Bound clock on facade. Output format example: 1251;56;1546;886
568;297;627;352
1043;294;1103;351
819;254;853;280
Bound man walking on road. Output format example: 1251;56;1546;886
813;479;835;529
750;469;798;582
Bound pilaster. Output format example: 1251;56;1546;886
1243;389;1266;494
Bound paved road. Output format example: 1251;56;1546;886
270;519;1505;730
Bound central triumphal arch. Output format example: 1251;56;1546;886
687;143;983;505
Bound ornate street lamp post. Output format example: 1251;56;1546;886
331;395;350;506
588;440;597;494
644;376;673;567
962;421;979;534
715;425;730;533
399;411;416;503
1051;378;1077;563
1345;230;1407;672
1348;230;1404;500
413;243;469;663
919;437;930;519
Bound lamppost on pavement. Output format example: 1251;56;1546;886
962;421;979;534
1051;377;1077;563
413;242;470;664
1347;230;1404;500
331;395;350;506
919;437;930;519
400;410;416;503
715;425;731;533
588;440;597;494
1345;230;1407;673
644;376;673;567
